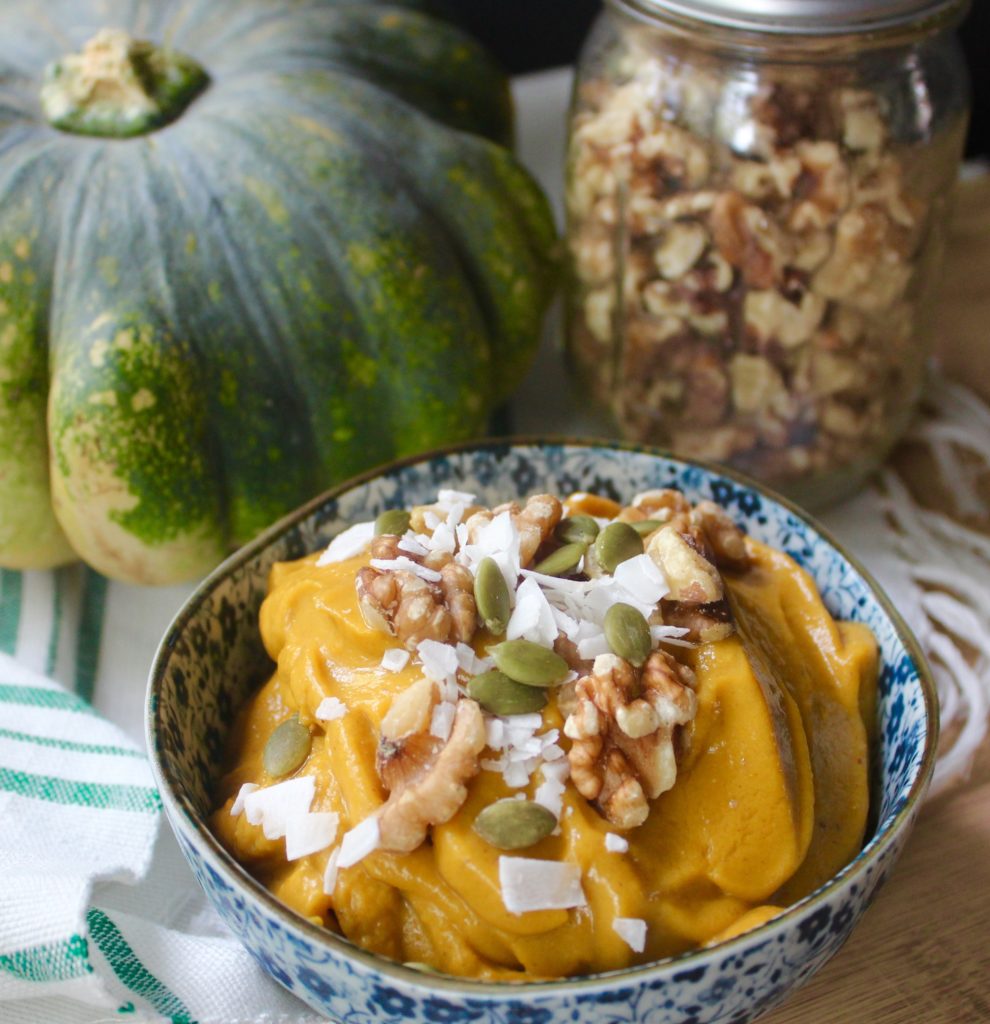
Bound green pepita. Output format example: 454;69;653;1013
491;639;569;687
468;669;548;716
555;514;600;545
604;602;653;667
474;557;511;634
263;715;312;777
374;508;411;536
629;519;664;538
473;798;557;850
594;521;644;573
533;541;587;577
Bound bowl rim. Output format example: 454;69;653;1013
146;435;940;995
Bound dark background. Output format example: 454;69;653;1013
454;1;989;159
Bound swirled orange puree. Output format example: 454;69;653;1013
212;505;877;981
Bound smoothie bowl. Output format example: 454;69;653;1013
146;440;937;1024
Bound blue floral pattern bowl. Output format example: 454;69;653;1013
146;440;938;1024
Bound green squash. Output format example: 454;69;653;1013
0;0;557;584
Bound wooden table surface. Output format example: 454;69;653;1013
760;174;990;1024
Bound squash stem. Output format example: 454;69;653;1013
40;28;208;138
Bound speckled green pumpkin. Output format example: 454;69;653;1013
0;0;557;584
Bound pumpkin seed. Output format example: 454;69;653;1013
263;715;311;777
594;522;644;573
533;541;587;577
468;669;548;716
555;514;600;545
473;799;557;850
630;519;664;537
374;508;411;536
491;639;569;687
604;602;653;667
475;557;511;634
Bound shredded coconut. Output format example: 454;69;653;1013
380;649;411;673
604;832;629;853
242;777;315;841
230;783;258;817
370;556;442;583
430;701;457;741
337;816;381;868
499;857;587;914
315;697;347;722
316;521;375;565
613;917;647;952
285;811;340;861
417;639;460;684
436;488;477;507
322;846;341;896
506;577;558;647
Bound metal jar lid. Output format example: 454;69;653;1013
615;0;970;35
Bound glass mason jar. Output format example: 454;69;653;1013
565;0;971;508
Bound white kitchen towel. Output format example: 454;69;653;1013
0;653;324;1024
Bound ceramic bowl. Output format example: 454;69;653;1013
146;440;938;1024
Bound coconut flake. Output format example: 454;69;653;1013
613;917;647;952
613;553;669;605
337;816;381;868
317;521;375;565
458;510;521;589
430;700;457;741
398;535;429;557
370;556;442;583
506;577;558;647
315;697;347;722
502;759;533;788
417;639;460;683
455;642;492;676
429;519;457;555
577;633;612;661
285;811;340;861
437;488;477;507
322;846;342;896
485;718;507;750
243;776;316;840
533;767;567;819
381;648;411;673
230;783;259;816
499;857;587;914
604;832;629;853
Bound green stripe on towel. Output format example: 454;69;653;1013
0;727;145;759
0;570;22;654
74;569;108;702
0;933;92;982
87;909;195;1024
0;684;97;714
0;766;161;813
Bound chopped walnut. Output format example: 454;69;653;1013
356;568;452;649
378;677;439;791
646;525;723;604
377;699;486;853
564;652;697;828
566;41;956;496
689;501;750;572
711;191;790;289
465;493;562;568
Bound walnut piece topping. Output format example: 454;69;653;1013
465;493;563;568
356;567;453;649
564;652;697;828
377;698;486;853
